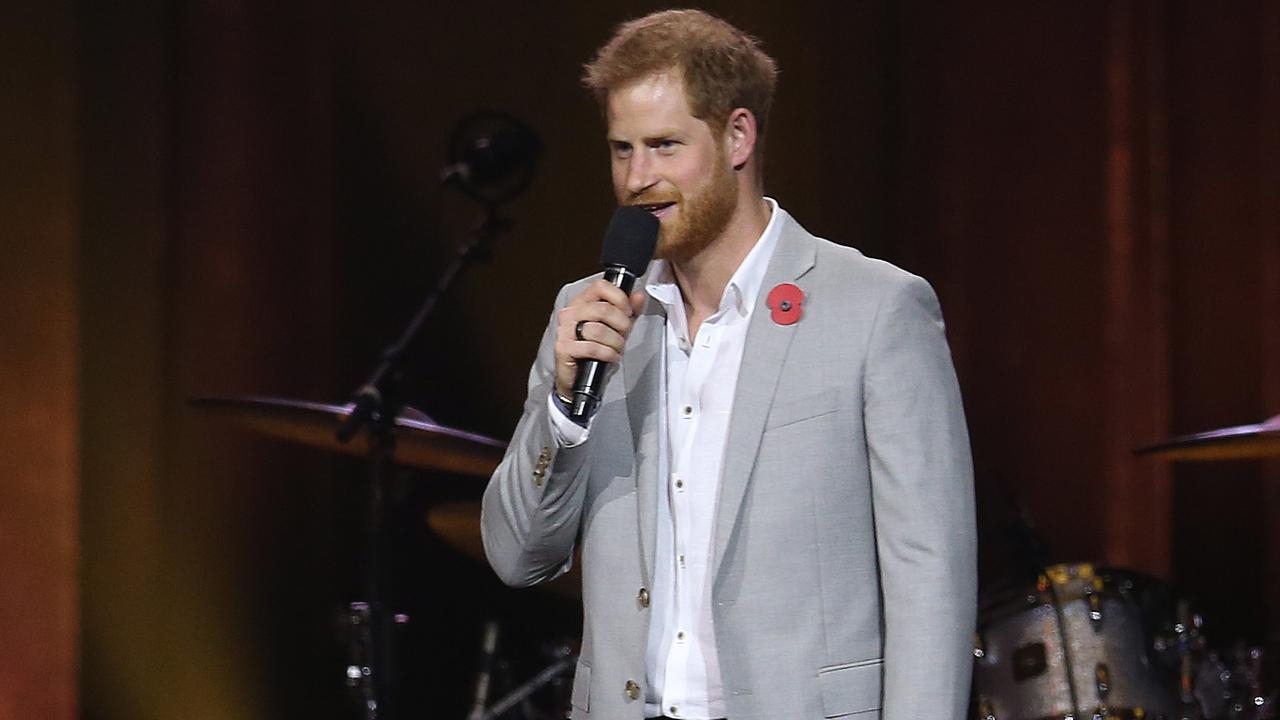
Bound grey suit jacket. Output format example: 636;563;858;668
481;213;976;720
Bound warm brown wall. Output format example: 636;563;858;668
887;2;1123;573
77;2;170;715
1163;0;1280;640
0;3;80;719
1261;0;1280;648
78;2;347;718
883;1;1279;640
163;2;342;715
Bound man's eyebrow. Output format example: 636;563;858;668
608;129;684;144
645;128;683;140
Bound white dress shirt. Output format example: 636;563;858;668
550;199;785;719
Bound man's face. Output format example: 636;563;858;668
606;71;738;263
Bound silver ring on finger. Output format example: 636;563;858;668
575;319;588;341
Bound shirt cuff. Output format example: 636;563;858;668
547;392;591;447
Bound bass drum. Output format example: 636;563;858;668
973;562;1180;720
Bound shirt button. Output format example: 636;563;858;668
637;587;650;608
669;706;680;716
674;476;684;489
624;679;641;700
676;630;685;641
680;404;693;418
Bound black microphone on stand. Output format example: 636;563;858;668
570;206;659;420
440;110;541;207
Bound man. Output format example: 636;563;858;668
481;10;976;720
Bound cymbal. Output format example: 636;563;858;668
1136;415;1280;461
427;500;581;599
191;395;507;476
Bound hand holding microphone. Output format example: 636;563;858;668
553;207;659;420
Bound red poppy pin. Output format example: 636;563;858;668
766;282;805;326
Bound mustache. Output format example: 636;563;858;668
626;191;680;206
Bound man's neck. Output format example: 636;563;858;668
671;196;772;320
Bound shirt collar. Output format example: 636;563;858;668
645;197;786;318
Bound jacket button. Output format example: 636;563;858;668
637;587;650;608
624;679;641;700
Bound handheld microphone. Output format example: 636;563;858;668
570;206;660;420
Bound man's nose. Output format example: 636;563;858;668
625;152;656;195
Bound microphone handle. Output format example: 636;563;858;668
570;265;636;419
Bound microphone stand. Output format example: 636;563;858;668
336;206;511;720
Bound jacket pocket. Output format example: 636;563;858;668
818;658;883;718
764;388;842;431
570;660;591;712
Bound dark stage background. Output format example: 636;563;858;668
1;1;1277;718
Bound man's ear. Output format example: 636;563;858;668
725;108;758;171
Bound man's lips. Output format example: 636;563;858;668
632;201;676;218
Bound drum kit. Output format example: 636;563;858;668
192;394;578;719
974;417;1280;720
973;561;1272;720
193;392;1280;719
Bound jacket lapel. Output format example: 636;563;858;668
623;288;666;586
711;217;817;581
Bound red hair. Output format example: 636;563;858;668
582;9;779;144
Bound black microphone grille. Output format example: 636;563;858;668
600;206;660;276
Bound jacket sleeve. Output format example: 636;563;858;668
863;273;977;720
480;283;594;588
